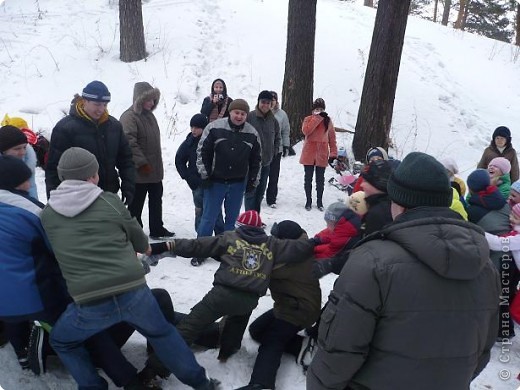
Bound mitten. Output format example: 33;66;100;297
288;146;296;156
312;259;333;279
138;164;153;175
328;157;336;165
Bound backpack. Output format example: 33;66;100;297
32;132;50;169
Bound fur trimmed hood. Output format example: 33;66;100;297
132;82;160;114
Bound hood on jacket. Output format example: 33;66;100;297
132;82;160;114
236;225;268;245
211;78;228;97
380;207;489;281
48;180;103;217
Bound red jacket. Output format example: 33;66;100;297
314;209;361;259
299;114;337;167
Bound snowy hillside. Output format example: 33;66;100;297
0;0;519;389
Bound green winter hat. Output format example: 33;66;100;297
387;152;452;209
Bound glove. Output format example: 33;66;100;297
201;179;212;189
283;146;290;157
328;157;336;165
288;146;296;156
246;181;256;194
319;111;328;118
138;164;153;175
309;236;322;246
312;259;333;279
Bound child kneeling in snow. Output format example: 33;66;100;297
313;198;364;260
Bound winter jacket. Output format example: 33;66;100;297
493;173;511;200
41;181;149;304
478;142;519;182
0;190;68;321
272;106;290;153
120;82;164;184
307;207;500;390
171;226;314;296
175;133;202;190
197;117;262;186
362;193;393;236
466;185;506;224
45;98;135;201
270;255;321;328
200;79;233;122
449;187;467;220
247;108;281;166
299;113;337;168
314;209;362;259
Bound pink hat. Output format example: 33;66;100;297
512;204;520;219
236;210;263;228
488;157;511;175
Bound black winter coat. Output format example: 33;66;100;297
175;133;202;191
45;102;135;201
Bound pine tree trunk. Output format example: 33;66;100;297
119;0;146;62
352;0;411;161
516;4;520;46
281;0;317;145
364;0;374;6
454;0;466;29
441;0;451;25
433;0;439;22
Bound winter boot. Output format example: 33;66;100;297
191;257;206;266
196;378;221;390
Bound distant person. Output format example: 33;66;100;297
265;91;290;208
351;146;389;194
195;99;262;265
176;113;224;266
201;79;233;122
509;180;520;207
478;125;519;182
307;152;500;390
300;98;337;211
41;147;219;390
45;80;135;205
246;90;281;212
0;125;38;199
120;81;174;239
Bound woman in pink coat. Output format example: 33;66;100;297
299;98;337;211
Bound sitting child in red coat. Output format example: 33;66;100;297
313;200;363;260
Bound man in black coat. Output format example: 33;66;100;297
45;81;135;204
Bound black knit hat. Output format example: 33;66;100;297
360;159;393;192
0;125;28;153
0;155;32;190
190;114;208;129
271;220;303;239
492;126;511;144
258;90;273;101
387;152;452;208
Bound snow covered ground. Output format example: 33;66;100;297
0;0;520;388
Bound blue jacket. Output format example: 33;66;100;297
0;190;68;322
175;133;202;190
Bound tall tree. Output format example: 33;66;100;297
119;0;146;62
516;2;520;46
464;0;511;42
364;0;375;6
454;0;469;29
281;0;317;145
441;0;452;25
352;0;412;160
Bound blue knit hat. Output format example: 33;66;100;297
82;81;111;102
190;114;208;129
467;169;490;193
511;180;520;194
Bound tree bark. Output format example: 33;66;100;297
455;0;467;29
441;0;451;25
516;4;520;46
352;0;411;161
119;0;146;62
364;0;374;6
281;0;317;145
433;0;439;22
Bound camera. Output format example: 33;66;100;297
215;94;224;101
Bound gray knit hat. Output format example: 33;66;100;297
324;202;349;222
387;152;452;209
58;147;99;181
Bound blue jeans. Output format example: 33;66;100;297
192;187;224;235
244;165;270;212
50;286;208;390
198;181;246;237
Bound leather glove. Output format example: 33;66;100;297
312;259;333;279
201;179;212;189
246;181;256;194
138;164;153;175
328;157;336;165
288;146;296;156
283;146;290;157
319;111;328;118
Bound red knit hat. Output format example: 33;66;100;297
236;210;263;228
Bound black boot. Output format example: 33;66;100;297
316;166;325;211
304;166;313;211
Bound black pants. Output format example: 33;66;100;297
304;165;325;207
128;181;164;235
266;152;282;206
248;309;302;389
